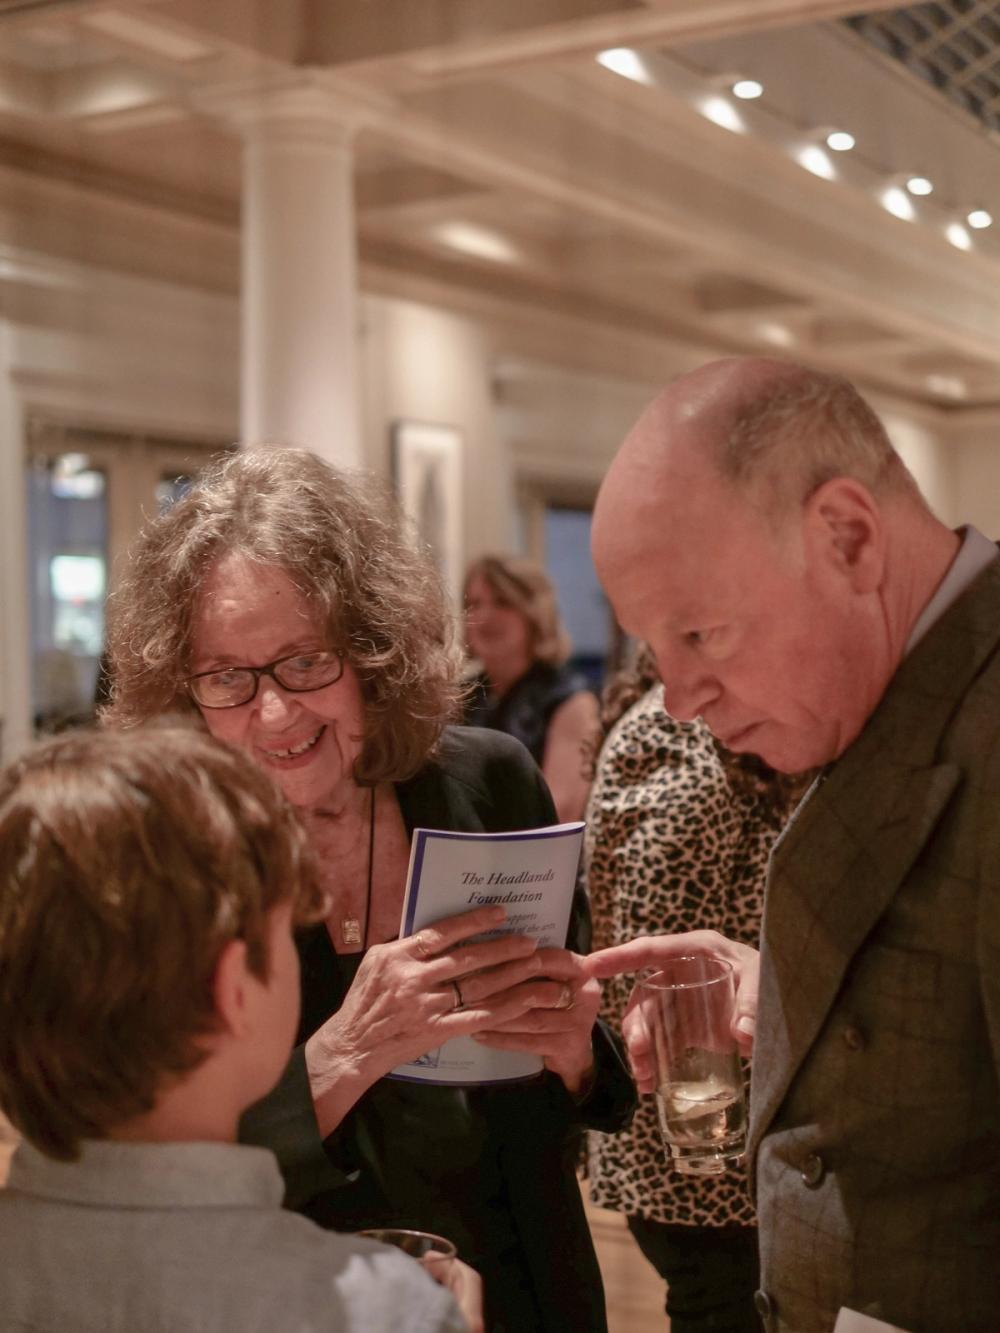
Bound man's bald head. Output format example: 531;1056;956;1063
591;357;942;772
596;358;918;547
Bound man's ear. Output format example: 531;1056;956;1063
803;477;885;593
212;938;254;1039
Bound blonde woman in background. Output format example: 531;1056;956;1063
463;555;598;823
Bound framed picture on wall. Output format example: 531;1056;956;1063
391;420;464;606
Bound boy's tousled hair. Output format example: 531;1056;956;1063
0;722;325;1161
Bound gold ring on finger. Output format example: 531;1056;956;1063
413;932;432;959
450;979;466;1012
557;983;575;1011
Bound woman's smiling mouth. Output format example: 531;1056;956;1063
259;726;326;761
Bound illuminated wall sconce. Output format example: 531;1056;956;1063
881;186;915;220
756;322;795;347
905;176;933;196
945;221;972;250
433;223;518;264
796;144;835;179
967;207;993;229
697;94;745;133
926;374;966;399
595;48;652;85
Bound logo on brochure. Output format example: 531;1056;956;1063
409;1048;441;1069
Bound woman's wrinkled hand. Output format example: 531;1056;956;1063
306;905;560;1134
470;948;601;1097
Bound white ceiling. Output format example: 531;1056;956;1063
1;0;999;409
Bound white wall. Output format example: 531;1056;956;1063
875;399;958;526
951;417;1000;539
496;361;658;490
361;294;515;567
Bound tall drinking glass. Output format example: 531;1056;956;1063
638;956;748;1175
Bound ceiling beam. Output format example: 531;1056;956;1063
393;0;906;81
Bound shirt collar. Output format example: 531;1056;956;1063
7;1138;284;1210
905;525;998;656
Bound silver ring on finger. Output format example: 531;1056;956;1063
556;983;575;1011
450;979;466;1012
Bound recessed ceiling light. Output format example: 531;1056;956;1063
731;79;763;100
698;95;744;133
967;208;993;229
906;176;933;196
881;187;915;221
826;130;855;152
796;145;835;180
595;48;651;85
946;222;972;250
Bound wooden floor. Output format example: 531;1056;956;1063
0;1114;665;1329
586;1193;668;1333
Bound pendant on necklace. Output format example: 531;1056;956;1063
341;917;362;947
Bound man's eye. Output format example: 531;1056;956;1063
685;627;732;653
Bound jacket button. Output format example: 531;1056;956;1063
842;1024;866;1051
753;1289;773;1319
800;1152;826;1188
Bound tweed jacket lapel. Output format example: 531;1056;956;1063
748;552;1000;1161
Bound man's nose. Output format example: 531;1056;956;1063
656;652;720;722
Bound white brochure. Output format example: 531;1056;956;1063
389;821;585;1085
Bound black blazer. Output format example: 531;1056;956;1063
242;727;634;1333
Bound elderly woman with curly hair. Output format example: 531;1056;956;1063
103;448;634;1333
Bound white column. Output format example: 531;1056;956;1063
239;87;364;466
0;321;31;761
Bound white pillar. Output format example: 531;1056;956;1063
0;321;31;761
239;87;364;466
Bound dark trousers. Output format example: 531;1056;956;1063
626;1215;762;1333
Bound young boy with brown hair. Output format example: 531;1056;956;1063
0;725;471;1333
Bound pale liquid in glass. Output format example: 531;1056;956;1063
656;1067;747;1175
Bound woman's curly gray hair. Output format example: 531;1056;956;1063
102;447;464;784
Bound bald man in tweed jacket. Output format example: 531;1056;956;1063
586;357;1000;1333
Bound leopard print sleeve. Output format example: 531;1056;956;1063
585;685;782;1228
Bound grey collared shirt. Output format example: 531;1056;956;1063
905;525;998;654
0;1139;466;1333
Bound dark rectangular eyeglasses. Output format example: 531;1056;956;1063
184;650;344;709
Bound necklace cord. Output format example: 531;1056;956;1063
362;785;375;949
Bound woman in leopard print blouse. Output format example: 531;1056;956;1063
585;651;808;1333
